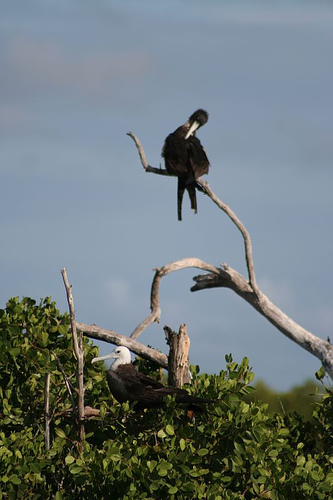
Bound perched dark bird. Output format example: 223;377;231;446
162;109;210;221
92;346;213;411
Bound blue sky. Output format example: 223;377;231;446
1;0;333;390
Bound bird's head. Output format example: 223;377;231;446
91;345;131;371
185;109;209;139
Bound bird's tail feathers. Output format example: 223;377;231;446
177;178;185;221
186;184;197;214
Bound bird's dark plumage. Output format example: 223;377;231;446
92;346;213;411
162;109;210;221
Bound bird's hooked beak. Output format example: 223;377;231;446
185;120;200;139
91;351;118;364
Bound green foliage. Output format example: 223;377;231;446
244;379;322;420
1;297;333;499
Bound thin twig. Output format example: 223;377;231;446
127;131;177;176
127;132;149;170
44;372;51;451
61;268;85;442
55;354;76;413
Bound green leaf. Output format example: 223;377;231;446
157;461;172;471
168;486;178;494
70;466;84;475
197;448;209;457
57;324;69;335
54;428;66;439
65;455;75;465
9;474;21;485
40;331;49;346
315;366;325;381
179;438;186;451
165;424;174;436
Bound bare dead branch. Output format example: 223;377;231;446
115;250;333;379
84;406;101;419
191;265;333;379
127;131;149;170
199;181;259;295
55;355;76;413
130;270;162;338
76;321;168;369
61;268;85;442
117;130;333;380
127;131;170;175
128;131;259;295
54;406;101;420
44;372;51;451
130;258;226;339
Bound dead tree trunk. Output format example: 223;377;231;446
164;324;191;388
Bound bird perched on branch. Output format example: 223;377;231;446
162;109;210;221
92;346;213;411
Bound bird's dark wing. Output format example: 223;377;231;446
116;364;163;389
107;366;216;411
106;364;166;405
187;136;210;179
155;387;214;405
133;370;165;389
162;133;189;176
135;386;215;411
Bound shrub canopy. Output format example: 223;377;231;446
0;297;332;499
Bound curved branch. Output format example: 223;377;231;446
76;321;168;369
127;131;171;176
127;131;149;170
130;258;224;339
200;181;259;295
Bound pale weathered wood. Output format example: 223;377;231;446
126;131;333;379
165;324;191;388
192;265;333;378
127;131;258;294
131;259;221;339
44;372;51;451
76;321;168;369
61;268;85;442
